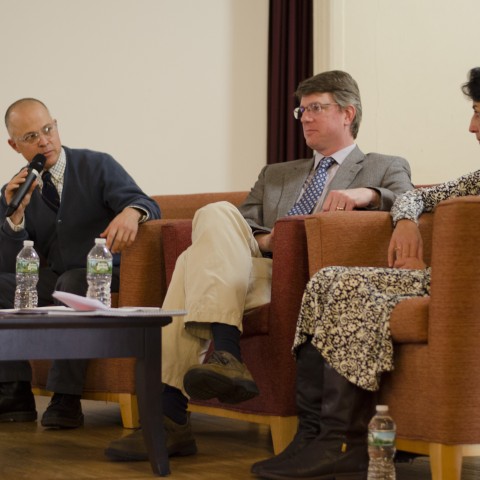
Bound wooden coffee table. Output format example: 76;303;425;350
0;311;174;476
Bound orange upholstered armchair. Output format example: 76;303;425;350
304;197;480;480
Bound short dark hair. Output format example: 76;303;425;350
5;98;49;130
461;68;480;102
295;70;362;138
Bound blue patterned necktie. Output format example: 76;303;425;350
41;171;60;212
287;156;336;216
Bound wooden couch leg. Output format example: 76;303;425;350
269;416;298;455
117;393;139;429
429;443;462;480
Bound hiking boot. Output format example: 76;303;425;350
183;350;259;404
104;414;197;461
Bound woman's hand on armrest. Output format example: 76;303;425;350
388;219;424;267
393;256;427;270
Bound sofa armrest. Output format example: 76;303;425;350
162;220;194;285
118;219;170;307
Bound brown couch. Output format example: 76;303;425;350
304;196;480;480
32;191;308;453
32;192;250;426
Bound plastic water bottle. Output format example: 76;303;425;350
367;405;396;479
86;238;112;307
14;240;40;309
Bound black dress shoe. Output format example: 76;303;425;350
0;381;37;422
41;393;84;429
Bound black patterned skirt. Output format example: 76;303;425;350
293;266;431;391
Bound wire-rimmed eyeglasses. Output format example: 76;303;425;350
16;121;57;144
293;103;339;120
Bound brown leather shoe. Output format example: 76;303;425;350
0;381;37;422
104;414;197;461
183;350;259;404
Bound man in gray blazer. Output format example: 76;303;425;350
242;146;410;237
105;70;413;461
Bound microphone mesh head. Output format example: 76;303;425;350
30;154;47;172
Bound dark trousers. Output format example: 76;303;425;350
0;267;119;395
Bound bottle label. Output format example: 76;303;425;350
368;430;396;447
16;258;39;274
87;259;112;275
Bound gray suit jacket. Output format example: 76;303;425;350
239;145;413;233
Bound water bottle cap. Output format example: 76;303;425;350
376;405;389;412
94;238;107;245
23;240;34;247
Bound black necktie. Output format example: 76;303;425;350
41;171;60;211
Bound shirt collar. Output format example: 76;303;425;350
313;143;356;168
45;147;66;181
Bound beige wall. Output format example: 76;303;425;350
314;0;480;185
0;0;269;195
1;0;478;196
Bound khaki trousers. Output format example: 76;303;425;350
161;202;272;395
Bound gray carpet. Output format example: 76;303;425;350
396;456;480;479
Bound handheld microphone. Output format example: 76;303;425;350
5;154;47;217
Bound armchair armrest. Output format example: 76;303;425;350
305;211;434;276
268;215;310;334
305;211;392;275
428;197;480;346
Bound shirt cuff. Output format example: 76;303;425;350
128;206;149;224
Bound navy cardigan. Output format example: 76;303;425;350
0;146;160;274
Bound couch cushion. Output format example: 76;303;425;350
390;296;429;344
